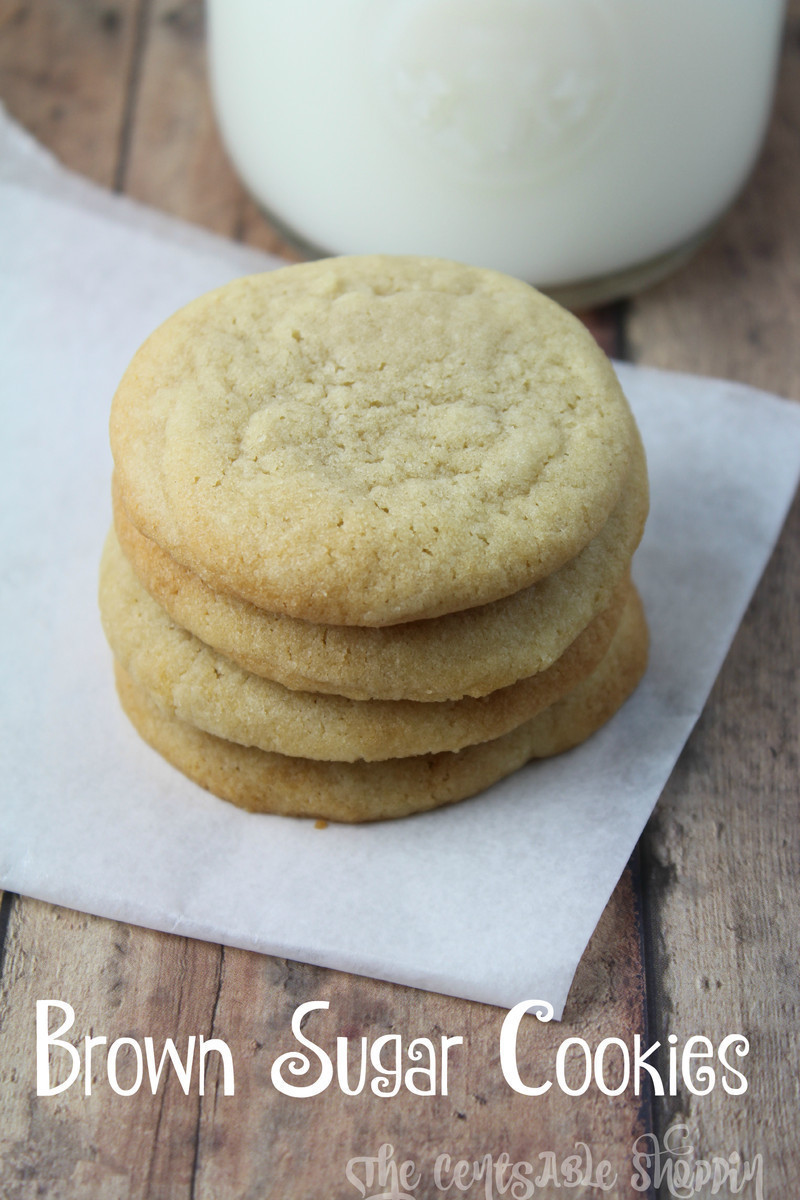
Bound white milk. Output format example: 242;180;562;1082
208;0;785;299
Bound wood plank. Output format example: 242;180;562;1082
0;896;222;1197
121;0;300;258
0;0;144;187
641;494;800;1193
627;4;800;1192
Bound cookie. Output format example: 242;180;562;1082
112;584;648;822
110;256;638;626
112;425;647;700
100;528;630;761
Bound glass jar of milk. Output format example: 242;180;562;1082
207;0;786;306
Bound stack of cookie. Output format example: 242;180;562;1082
100;256;649;822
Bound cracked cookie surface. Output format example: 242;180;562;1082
110;256;637;625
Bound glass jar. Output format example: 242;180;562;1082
207;0;786;306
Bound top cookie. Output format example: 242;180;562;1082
111;256;636;626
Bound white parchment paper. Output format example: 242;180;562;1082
2;109;799;1018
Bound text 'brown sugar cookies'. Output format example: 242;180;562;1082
103;254;650;821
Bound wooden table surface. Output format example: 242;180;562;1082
1;3;798;1197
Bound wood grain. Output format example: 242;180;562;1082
120;0;302;257
640;493;800;1194
0;0;143;188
